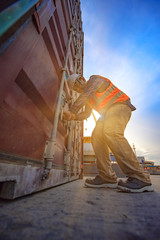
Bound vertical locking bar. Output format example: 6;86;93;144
42;26;74;179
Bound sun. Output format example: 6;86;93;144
84;110;100;136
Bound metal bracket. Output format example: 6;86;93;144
60;91;68;121
42;139;56;180
43;140;55;160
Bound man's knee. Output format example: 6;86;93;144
91;129;96;143
91;127;102;143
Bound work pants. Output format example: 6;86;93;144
91;103;151;184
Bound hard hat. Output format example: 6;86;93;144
67;74;80;89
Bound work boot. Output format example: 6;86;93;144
85;175;117;188
118;177;154;193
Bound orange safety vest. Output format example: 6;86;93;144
88;76;129;113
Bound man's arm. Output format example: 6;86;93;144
74;104;92;120
63;104;92;121
70;75;103;114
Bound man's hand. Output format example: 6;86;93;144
63;110;76;121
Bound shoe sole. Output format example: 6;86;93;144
117;185;154;193
85;182;117;189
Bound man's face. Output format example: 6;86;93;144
73;77;86;93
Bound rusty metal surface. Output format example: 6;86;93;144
0;0;84;198
0;163;79;199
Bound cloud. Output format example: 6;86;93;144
125;114;160;164
84;31;160;101
82;3;160;165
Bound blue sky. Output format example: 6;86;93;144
81;0;160;165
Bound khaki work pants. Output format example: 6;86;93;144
91;104;151;184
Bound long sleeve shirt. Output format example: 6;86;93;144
70;75;136;120
70;75;108;114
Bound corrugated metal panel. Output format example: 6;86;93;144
0;0;84;199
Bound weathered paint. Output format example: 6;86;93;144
0;0;39;36
0;163;79;199
0;0;84;199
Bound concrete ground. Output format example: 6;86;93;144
0;175;160;240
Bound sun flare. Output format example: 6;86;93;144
84;110;100;136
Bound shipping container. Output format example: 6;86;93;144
0;0;84;199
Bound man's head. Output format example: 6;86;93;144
67;74;86;93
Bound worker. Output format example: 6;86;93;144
63;74;153;193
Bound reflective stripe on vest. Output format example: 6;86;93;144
88;78;129;113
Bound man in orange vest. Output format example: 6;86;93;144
63;74;153;193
